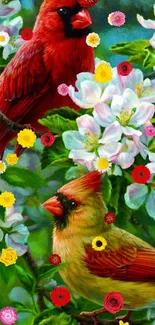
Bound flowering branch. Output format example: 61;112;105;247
72;314;151;325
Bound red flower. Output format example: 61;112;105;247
104;292;124;314
117;61;133;76
104;212;116;224
40;133;55;147
21;28;33;41
78;0;98;8
132;165;150;184
50;287;70;307
49;254;61;266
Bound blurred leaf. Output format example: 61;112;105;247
128;53;146;64
38;263;67;281
65;165;88;181
0;263;16;284
32;308;63;325
110;177;122;214
44;107;80;119
15;265;34;289
39;115;77;135
143;47;155;69
1;167;47;189
101;175;112;204
28;228;52;261
0;206;6;222
110;39;150;56
9;287;34;308
49;158;73;169
39;313;71;325
41;137;69;169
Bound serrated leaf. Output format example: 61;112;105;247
15;265;34;289
110;39;150;56
44;107;80;119
143;47;155;69
1;167;47;189
50;158;73;169
101;175;112;204
38;262;67;281
128;53;146;64
110;177;122;214
39;114;77;135
41;137;69;169
65;165;88;181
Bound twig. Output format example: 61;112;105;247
0;111;24;132
24;251;46;311
144;71;155;79
72;314;150;325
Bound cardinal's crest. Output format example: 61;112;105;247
78;0;98;8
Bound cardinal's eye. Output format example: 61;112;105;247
69;200;77;209
57;7;71;16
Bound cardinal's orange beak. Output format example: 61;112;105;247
71;9;92;29
42;196;63;217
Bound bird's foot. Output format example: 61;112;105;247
115;310;132;323
23;123;35;131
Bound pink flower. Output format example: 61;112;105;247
144;125;155;137
0;307;18;325
108;11;126;27
57;84;68;96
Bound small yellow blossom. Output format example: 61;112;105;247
5;153;19;165
94;61;113;83
0;247;18;267
0;191;16;208
0;161;6;174
17;128;36;148
108;13;113;25
119;321;129;325
86;32;100;48
96;157;112;172
92;236;107;251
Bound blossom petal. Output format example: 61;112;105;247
115;152;135;169
62;131;85;150
137;14;155;29
146;162;155;174
100;121;122;143
77;115;101;136
124;184;148;210
111;94;123;116
123;126;142;137
69;149;96;161
80;80;102;106
93;102;115;127
75;72;94;90
98;142;122;159
5;234;28;256
145;190;155;219
122;88;140;110
130;102;155;126
0;229;4;241
100;85;120;102
150;33;155;48
148;151;155;162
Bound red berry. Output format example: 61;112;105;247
21;28;33;41
50;287;70;307
49;254;61;266
117;61;133;76
104;212;116;224
132;165;151;184
40;133;55;147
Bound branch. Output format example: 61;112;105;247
72;314;150;325
144;71;155;79
24;251;46;311
0;111;24;132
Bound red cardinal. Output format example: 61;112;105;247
0;0;97;156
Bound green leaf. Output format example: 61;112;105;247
101;175;112;204
15;265;34;289
49;158;73;169
39;114;77;135
0;206;6;222
9;287;34;308
1;167;47;189
110;177;122;214
44;107;80;119
38;262;67;281
143;46;155;69
41;137;70;169
65;165;88;181
110;39;150;56
0;263;16;284
33;310;71;325
128;53;146;64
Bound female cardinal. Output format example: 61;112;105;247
0;0;96;156
42;171;155;323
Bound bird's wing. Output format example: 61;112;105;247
0;40;50;117
84;244;155;281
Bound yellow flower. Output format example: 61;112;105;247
94;61;113;83
92;236;107;251
0;247;18;267
96;157;112;172
0;191;16;208
86;32;100;48
0;161;6;174
119;321;129;325
17;128;36;148
108;13;113;25
5;153;19;165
